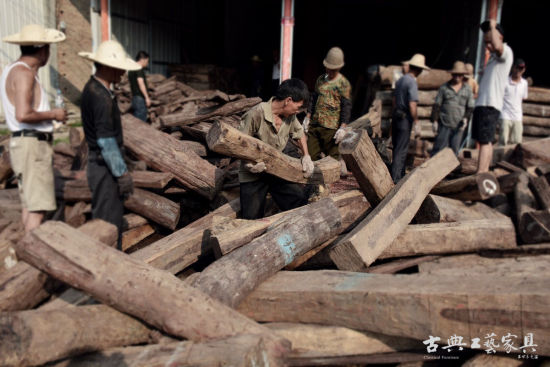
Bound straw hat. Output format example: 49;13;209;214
465;63;474;78
402;53;430;70
3;24;65;46
323;47;345;69
450;61;467;75
78;40;141;71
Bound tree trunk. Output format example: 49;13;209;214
14;221;290;355
329;149;459;270
431;172;500;201
0;305;156;367
124;188;180;230
192;198;342;308
378;218;517;259
339;129;393;206
50;334;282;367
237;270;550;356
122;114;224;199
207;121;341;185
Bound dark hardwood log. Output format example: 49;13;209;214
123;114;224;199
531;175;550;209
339;129;393;206
180;121;212;141
207;121;340;185
378;218;517;259
498;171;523;194
496;160;526;173
431;172;500;201
329;149;459;270
238;270;550;356
14;221;290;356
0;305;156;367
160;97;261;127
515;173;537;224
192;199;342;307
50;334;282;367
519;209;550;244
510;137;550;168
124;188;180;230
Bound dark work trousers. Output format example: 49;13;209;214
131;95;148;122
431;123;463;156
87;159;124;249
307;124;339;161
240;174;307;219
390;117;412;183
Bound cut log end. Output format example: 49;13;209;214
338;130;362;154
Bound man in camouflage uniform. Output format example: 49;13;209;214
306;47;352;164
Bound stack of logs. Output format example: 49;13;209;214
0;71;549;366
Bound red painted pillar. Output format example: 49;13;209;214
484;0;499;65
101;0;110;41
280;0;294;82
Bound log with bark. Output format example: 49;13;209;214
129;171;174;189
525;86;550;104
122;114;224;199
14;221;290;357
431;172;500;201
237;270;550;356
124;188;180;230
523;102;550;117
329;148;459;270
192;198;342;307
207;121;341;185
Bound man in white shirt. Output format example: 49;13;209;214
472;19;513;173
499;59;528;145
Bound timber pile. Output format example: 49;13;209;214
1;74;549;365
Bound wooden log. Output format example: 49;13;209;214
523;124;550;137
0;149;12;183
121;223;155;252
207;121;341;185
531;175;550;209
192;198;342;307
0;305;156;367
122;114;223;199
339;129;393;206
431;172;500;201
0;219;117;311
124;188;180;230
519;209;550;244
64;201;88;227
510;137;550;168
130;171;173;189
496;160;526;173
430;194;507;222
379;66;451;90
14;221;290;355
523;102;550;117
329;149;459;270
378;218;517;259
523;114;550;128
151;77;177;98
180;121;211;141
515;173;537;224
462;353;524;367
498;171;523;194
160;97;261;127
50;334;281;367
122;213;148;231
525;86;550;103
238;270;550;356
365;255;440;274
348;99;382;137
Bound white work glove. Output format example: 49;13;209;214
301;155;314;178
432;120;439;134
413;121;422;138
334;126;349;144
302;116;310;133
244;161;266;173
459;118;468;131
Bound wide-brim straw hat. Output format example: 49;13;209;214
323;47;345;69
78;40;141;71
450;61;467;74
3;24;65;46
402;53;430;70
465;63;474;78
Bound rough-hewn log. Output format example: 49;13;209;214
121;223;155;251
339;129;393;206
192;198;342;307
523;115;550;128
431;172;500;201
525;86;550;103
498;171;523;194
238;270;550;356
160;97;261;127
515;173;537;224
122;114;224;199
130;171;173;189
50;334;281;367
348;99;382;137
531;175;550;209
14;221;290;355
523;102;550;117
207;121;341;185
0;305;156;367
430;195;507;222
180;121;211;141
378;218;517;259
519;209;550;244
510;137;550;168
329;149;459;270
366;255;441;274
523;124;550;137
124;188;180;230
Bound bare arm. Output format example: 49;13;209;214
296;134;310;157
409;101;418;122
137;77;151;107
12;67;66;123
489;19;504;56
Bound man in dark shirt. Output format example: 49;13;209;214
79;40;141;248
390;53;430;182
128;51;150;122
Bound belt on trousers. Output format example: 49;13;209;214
12;129;53;142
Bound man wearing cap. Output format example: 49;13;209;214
0;24;67;232
79;40;141;248
473;19;513;173
306;47;352;171
390;53;430;182
465;63;479;99
239;78;314;219
430;61;475;156
499;58;528;145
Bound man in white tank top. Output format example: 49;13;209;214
1;24;67;232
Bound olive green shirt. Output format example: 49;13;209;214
239;98;304;183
